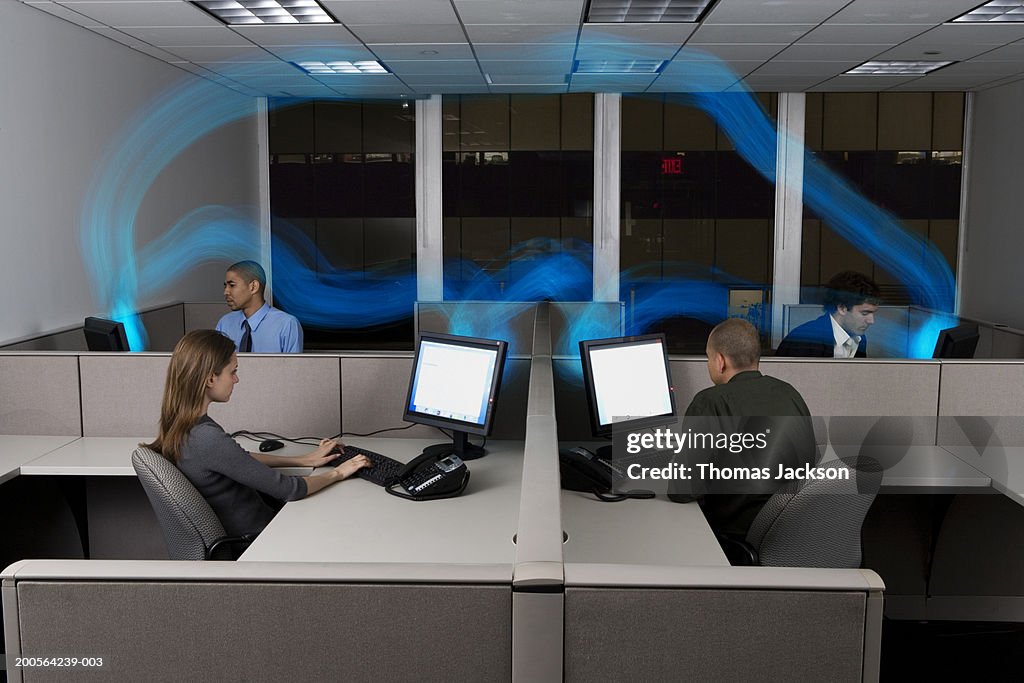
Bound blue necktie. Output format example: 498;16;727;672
240;320;252;353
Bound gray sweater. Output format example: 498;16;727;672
177;415;307;536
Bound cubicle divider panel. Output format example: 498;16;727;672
0;355;82;436
137;304;184;352
0;328;87;352
564;585;869;682
9;578;511;682
183;303;230;334
552;358;590;441
340;355;529;440
80;354;342;438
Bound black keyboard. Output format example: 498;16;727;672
329;446;406;487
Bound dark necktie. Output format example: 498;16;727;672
240;320;252;353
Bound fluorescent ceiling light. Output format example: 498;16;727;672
193;0;335;25
296;60;389;75
844;61;954;75
574;59;666;74
953;1;1024;22
586;0;717;23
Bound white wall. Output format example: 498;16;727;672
960;81;1024;329
0;0;259;345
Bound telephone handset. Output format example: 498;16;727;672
559;447;655;503
385;451;470;501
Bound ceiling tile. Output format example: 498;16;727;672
455;0;583;24
661;59;763;77
677;43;786;61
688;24;815;44
487;74;567;85
367;43;474;60
488;84;570;93
575;42;681;60
478;60;573;74
164;45;277;62
751;61;861;77
473;43;575;60
26;1;102;27
321;0;459;24
386;60;482;75
347;23;465;43
464;24;579;43
799;24;932;44
811;74;921;89
827;0;989;25
930;61;1024;76
873;42;1000;61
118;26;253;47
774;43;891;61
704;0;849;25
231;25;363;47
580;23;696;44
201;61;308;76
972;42;1024;61
267;45;377;62
915;23;1024;45
736;76;824;91
56;1;221;28
401;74;487;85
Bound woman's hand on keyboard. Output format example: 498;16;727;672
302;438;344;467
333;454;371;480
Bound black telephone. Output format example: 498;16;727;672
385;452;470;501
559;447;654;503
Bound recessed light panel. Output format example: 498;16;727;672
574;59;666;74
296;60;389;75
953;1;1024;22
193;0;335;25
845;61;954;75
585;0;717;23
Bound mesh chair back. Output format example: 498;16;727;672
132;446;227;560
745;456;882;568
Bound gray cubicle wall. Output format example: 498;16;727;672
80;353;342;438
563;565;883;683
0;303;186;353
3;561;512;683
0;355;82;436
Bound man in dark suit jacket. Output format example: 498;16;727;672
775;270;881;358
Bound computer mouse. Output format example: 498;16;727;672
259;439;284;452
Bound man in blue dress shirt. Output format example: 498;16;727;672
215;261;303;353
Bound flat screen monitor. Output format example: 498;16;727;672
579;333;676;438
403;332;508;460
84;317;130;352
932;323;979;359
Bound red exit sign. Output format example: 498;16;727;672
661;157;682;175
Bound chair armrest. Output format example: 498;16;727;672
206;533;258;561
717;534;758;566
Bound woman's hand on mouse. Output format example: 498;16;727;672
302;438;342;467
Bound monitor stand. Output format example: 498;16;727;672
420;430;487;461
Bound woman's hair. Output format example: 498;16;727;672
146;330;236;462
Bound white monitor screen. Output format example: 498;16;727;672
589;340;673;427
408;340;500;425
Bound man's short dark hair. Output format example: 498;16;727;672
708;318;761;369
227;260;266;295
823;271;881;313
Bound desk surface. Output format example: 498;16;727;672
240;438;524;565
942;445;1024;506
561;491;729;566
0;435;80;484
820;445;993;492
20;436;313;477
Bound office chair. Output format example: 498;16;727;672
131;446;254;560
724;456;883;568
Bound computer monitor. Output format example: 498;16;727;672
579;333;676;439
83;317;130;352
932;323;979;359
403;332;508;460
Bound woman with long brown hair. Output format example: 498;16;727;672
146;329;368;537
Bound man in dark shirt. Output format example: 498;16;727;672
775;270;880;358
670;318;816;539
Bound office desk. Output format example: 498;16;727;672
941;445;1024;506
21;435;314;477
240;439;524;565
0;435;79;484
818;445;992;493
561;491;729;566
